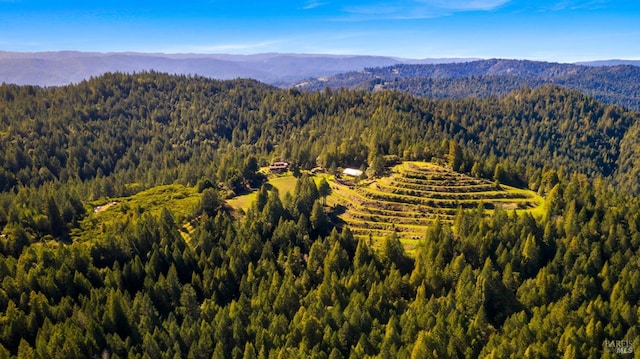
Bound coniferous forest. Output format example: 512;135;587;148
297;59;640;112
1;72;640;358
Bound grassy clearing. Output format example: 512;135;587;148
226;192;258;212
270;176;299;200
227;174;300;212
224;162;544;254
88;184;200;221
80;184;201;241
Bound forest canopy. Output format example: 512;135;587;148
0;72;639;358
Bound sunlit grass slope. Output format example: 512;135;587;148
327;162;544;251
80;184;201;242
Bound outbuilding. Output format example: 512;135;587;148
342;168;363;177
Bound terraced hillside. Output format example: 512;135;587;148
328;162;544;248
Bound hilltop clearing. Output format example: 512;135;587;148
330;162;543;250
227;162;544;252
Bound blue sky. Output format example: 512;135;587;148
0;0;638;62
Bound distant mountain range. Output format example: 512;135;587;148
2;52;639;110
295;59;640;110
0;51;476;87
576;60;640;66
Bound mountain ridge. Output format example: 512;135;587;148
0;51;480;87
295;58;640;110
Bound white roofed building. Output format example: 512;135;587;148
342;168;363;177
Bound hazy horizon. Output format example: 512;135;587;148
0;50;638;65
0;1;638;63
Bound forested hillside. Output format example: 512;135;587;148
296;59;640;111
1;73;640;357
1;73;639;197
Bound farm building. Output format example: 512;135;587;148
342;168;363;177
269;161;289;173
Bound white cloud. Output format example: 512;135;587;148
416;0;511;11
303;1;327;10
544;0;608;11
343;4;403;16
339;0;511;20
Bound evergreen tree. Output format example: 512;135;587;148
310;200;329;235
